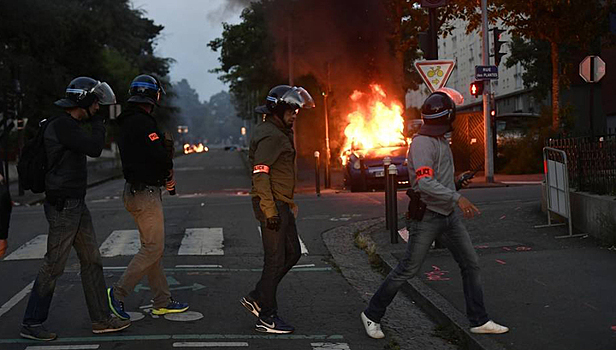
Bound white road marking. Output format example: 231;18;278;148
172;342;248;348
99;230;141;257
25;346;100;350
0;281;34;318
311;343;351;350
257;226;308;255
175;265;223;268
4;235;47;260
178;228;224;255
164;311;204;322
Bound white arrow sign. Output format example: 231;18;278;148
414;60;456;92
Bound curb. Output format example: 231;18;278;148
366;226;507;350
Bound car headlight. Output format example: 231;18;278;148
353;160;361;170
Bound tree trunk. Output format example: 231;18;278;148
550;40;560;131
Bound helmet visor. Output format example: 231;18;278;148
281;87;315;109
92;82;116;105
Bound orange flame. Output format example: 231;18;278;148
340;84;406;164
184;143;208;154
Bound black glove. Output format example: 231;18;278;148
266;215;281;231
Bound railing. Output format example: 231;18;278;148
546;133;616;196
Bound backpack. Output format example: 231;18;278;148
17;117;55;193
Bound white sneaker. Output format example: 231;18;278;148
360;312;385;339
470;320;509;334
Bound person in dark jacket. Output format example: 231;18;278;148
240;85;314;334
0;172;11;258
20;77;130;341
106;74;187;320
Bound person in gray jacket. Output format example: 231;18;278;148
360;90;508;338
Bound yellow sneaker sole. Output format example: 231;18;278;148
151;306;189;315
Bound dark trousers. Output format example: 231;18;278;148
23;199;109;325
365;210;489;327
250;198;301;318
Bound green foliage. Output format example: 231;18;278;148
505;37;551;102
0;0;174;139
496;107;556;174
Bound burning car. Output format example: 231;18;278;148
343;145;409;192
339;84;411;192
183;143;208;155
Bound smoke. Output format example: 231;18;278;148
207;0;254;23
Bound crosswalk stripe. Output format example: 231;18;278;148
178;228;224;255
311;343;351;350
172;342;248;348
4;235;47;260
99;230;141;257
257;226;309;255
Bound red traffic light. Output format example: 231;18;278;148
470;80;484;97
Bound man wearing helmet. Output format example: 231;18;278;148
361;91;508;338
20;77;130;341
240;85;315;334
106;74;188;321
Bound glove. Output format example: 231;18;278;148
166;169;176;195
266;215;281;231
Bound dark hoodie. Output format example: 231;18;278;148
117;104;172;186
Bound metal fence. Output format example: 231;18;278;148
546;134;616;195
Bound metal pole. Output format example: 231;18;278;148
388;164;398;244
384;156;391;230
481;0;494;182
287;17;294;86
428;7;439;60
314;151;321;197
323;92;331;188
589;57;595;136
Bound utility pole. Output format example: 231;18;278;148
481;0;494;182
428;7;438;60
323;62;331;188
287;17;294;86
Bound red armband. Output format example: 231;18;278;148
149;133;159;141
253;164;270;174
415;166;434;180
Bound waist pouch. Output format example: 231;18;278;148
405;189;427;221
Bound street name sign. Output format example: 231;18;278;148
475;65;498;80
414;60;456;93
579;55;606;83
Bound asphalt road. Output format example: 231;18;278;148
0;149;544;350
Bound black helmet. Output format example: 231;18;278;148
418;91;456;136
128;74;165;106
54;77;116;109
255;85;315;116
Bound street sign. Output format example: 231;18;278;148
421;0;448;8
579;55;606;83
475;65;498;80
414;60;456;93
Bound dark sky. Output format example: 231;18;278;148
130;0;246;102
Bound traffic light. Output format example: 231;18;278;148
492;28;506;66
470;80;484;97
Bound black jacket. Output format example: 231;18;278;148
117;105;172;186
44;113;105;199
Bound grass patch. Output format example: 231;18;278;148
432;323;463;348
383;338;401;350
353;229;386;274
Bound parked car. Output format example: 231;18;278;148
343;145;409;192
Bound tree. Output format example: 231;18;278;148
441;0;613;131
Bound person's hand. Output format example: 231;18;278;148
456;171;474;189
0;239;7;258
291;204;299;219
266;215;281;231
457;196;480;219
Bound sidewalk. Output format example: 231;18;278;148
366;196;616;350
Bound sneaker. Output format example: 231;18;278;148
255;314;294;334
92;317;131;334
240;295;261;317
470;320;509;334
360;312;385;339
151;298;189;315
20;324;57;341
107;287;130;320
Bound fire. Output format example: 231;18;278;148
184;143;208;154
340;84;406;164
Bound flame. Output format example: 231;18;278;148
340;84;406;164
184;143;208;154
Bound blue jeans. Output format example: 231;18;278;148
23;198;109;325
250;198;301;318
365;210;489;327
